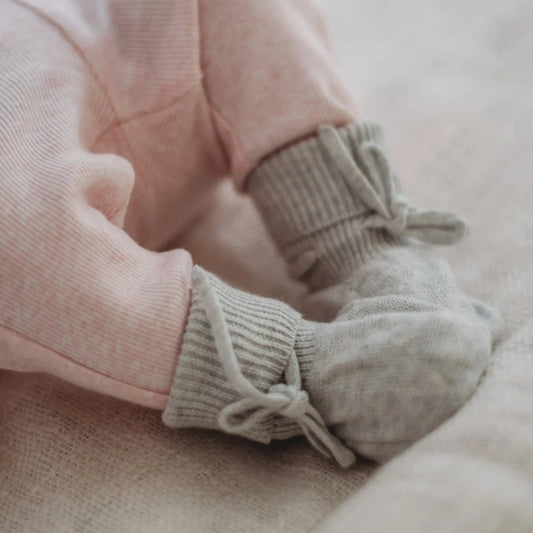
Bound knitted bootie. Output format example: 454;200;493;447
162;266;493;465
247;122;503;340
162;266;357;468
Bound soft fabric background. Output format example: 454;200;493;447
1;0;532;531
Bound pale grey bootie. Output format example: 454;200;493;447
247;121;503;338
162;266;357;468
162;264;493;465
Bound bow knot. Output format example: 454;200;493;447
373;198;410;237
317;125;468;246
269;384;309;419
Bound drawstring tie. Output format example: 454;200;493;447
195;267;356;469
317;124;467;245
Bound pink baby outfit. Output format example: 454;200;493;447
0;0;356;409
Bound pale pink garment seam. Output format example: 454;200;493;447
9;0;204;181
203;98;255;178
12;0;254;187
88;86;209;235
1;322;170;398
195;3;255;181
9;0;204;126
90;82;204;149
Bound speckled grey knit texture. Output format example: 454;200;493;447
247;122;467;291
162;263;500;465
247;122;404;289
162;266;318;445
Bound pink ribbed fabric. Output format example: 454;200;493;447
0;0;356;409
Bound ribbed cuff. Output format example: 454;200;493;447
247;122;404;289
161;266;315;444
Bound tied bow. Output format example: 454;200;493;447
318;124;467;245
195;267;356;469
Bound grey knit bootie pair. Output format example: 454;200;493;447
162;122;502;467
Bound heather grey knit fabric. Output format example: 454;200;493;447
162;265;357;468
247;122;467;292
247;122;502;338
162;264;496;465
308;245;496;461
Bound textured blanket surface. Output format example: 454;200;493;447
2;0;532;531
